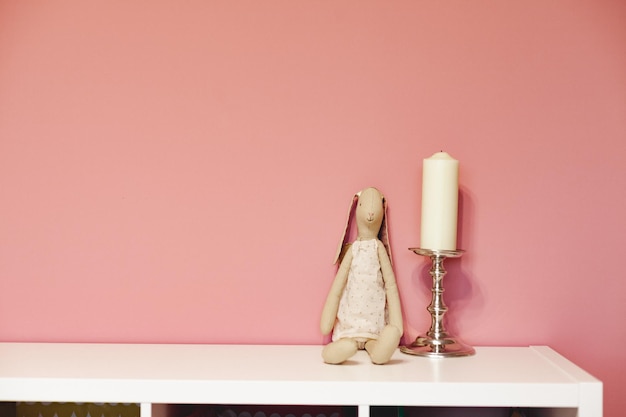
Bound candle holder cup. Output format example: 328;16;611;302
401;248;475;358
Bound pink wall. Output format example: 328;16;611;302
1;0;624;414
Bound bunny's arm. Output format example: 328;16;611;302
377;241;403;334
320;249;353;335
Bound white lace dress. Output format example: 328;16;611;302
332;239;387;343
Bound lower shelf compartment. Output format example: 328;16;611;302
403;407;576;417
154;405;355;417
1;404;139;417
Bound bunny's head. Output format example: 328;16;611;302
355;187;386;239
334;187;391;265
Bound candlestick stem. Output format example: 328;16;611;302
400;248;475;358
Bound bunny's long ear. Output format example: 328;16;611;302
333;191;360;265
378;195;393;265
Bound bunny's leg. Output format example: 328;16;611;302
322;338;359;364
365;325;402;364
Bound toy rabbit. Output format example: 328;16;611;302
320;187;403;364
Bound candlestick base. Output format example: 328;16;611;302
400;335;475;358
400;248;475;358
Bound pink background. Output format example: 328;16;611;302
1;0;624;415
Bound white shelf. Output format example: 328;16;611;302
0;343;601;416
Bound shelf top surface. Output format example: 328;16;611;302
0;343;601;406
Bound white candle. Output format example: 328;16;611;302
420;151;459;251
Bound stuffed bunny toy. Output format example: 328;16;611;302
320;187;403;364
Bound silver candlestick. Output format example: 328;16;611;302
400;248;475;358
